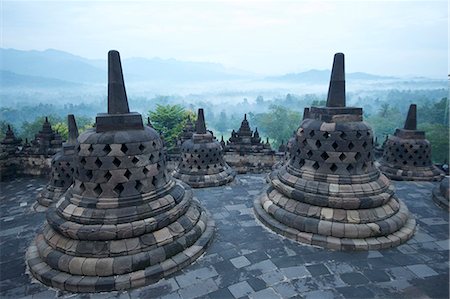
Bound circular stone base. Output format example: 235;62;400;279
377;163;444;182
36;185;66;208
26;207;215;293
253;198;416;251
432;185;450;212
173;167;235;188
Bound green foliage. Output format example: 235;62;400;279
53;122;69;140
419;97;449;126
311;99;326;107
149;104;191;149
419;123;449;163
366;104;403;141
252;105;301;148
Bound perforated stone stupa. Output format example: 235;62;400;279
173;108;235;188
36;115;79;208
254;53;416;250
378;104;444;181
26;50;214;292
432;176;449;211
226;114;270;153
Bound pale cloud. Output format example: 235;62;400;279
1;0;447;77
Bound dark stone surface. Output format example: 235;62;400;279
403;104;417;130
326;53;346;108
0;174;448;298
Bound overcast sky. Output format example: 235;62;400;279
2;0;448;78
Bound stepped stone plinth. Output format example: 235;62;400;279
254;53;416;250
226;114;271;153
0;125;22;180
1;125;22;155
36;115;79;208
432;176;449;211
378;104;444;181
173;108;235;188
32;117;63;156
26;50;214;292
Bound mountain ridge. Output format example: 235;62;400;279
0;48;439;86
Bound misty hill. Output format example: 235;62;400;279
1;49;105;83
0;70;81;88
266;69;396;83
0;48;248;84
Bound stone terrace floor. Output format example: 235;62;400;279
0;174;449;299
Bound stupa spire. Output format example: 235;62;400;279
195;108;207;134
67;114;79;145
107;50;130;114
326;53;346;108
404;104;417;130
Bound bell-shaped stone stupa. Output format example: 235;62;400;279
26;50;214;292
173;108;235;188
36;115;79;208
378;104;444;181
254;53;416;250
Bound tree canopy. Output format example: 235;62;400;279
148;104;193;149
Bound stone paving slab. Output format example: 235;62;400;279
0;174;448;298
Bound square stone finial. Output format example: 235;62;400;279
67;114;79;145
107;50;130;114
326;53;346;108
96;50;143;132
404;104;417;130
196;108;207;134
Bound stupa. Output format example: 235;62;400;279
26;50;214;292
32;117;63;156
173;108;235;188
226;114;269;153
378;104;444;181
36;115;79;208
254;53;416;250
432;176;449;211
1;125;22;155
178;116;195;145
0;125;22;180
